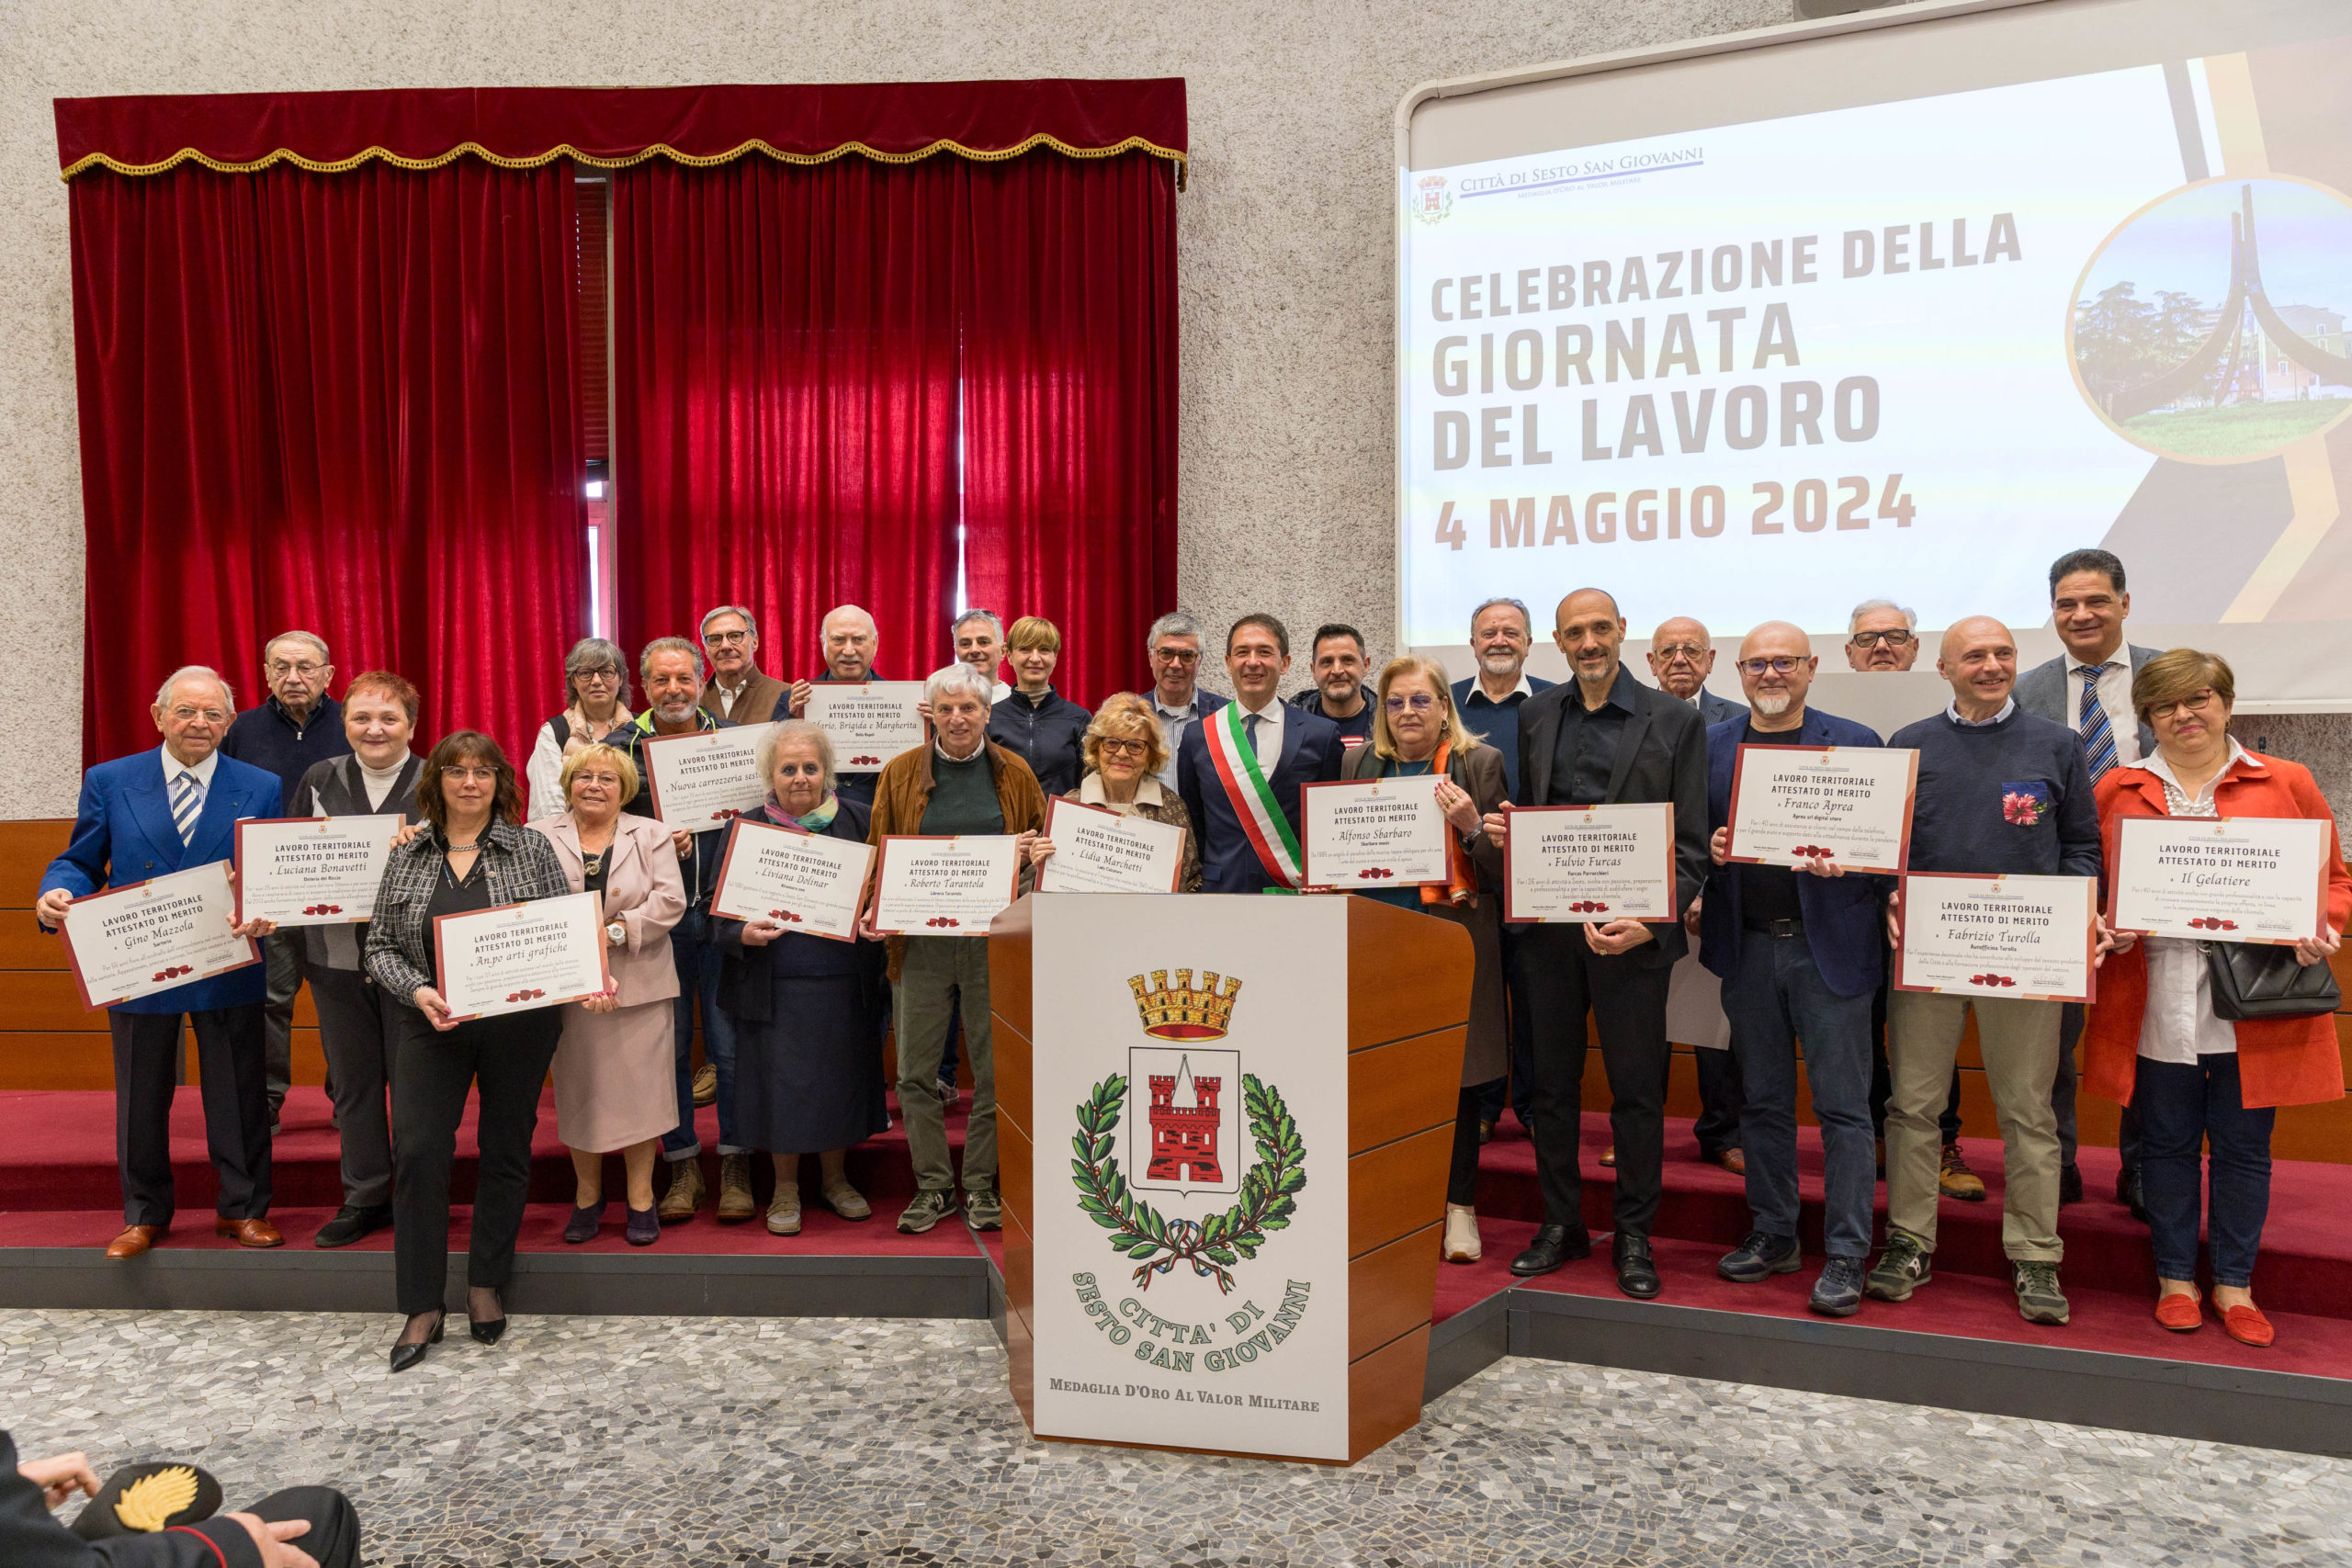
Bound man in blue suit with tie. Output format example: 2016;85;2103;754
1698;624;1887;1317
37;667;284;1258
1177;614;1345;893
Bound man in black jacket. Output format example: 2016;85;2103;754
2;1430;356;1566
1484;589;1711;1298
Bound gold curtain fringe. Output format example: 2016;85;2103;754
60;132;1187;189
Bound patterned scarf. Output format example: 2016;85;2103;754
762;793;839;833
1417;739;1477;909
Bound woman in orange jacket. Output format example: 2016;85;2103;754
2088;650;2348;1348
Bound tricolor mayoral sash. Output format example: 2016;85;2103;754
1201;702;1302;889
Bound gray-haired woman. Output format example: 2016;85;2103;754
713;719;889;1235
526;637;637;819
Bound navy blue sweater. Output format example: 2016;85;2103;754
1889;705;2100;879
220;694;350;808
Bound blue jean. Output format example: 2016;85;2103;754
2133;1053;2274;1288
1724;931;1876;1259
662;907;741;1158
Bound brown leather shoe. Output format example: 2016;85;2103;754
1715;1148;1747;1176
106;1224;163;1258
215;1216;285;1248
1599;1146;1617;1168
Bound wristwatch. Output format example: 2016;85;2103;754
606;920;627;946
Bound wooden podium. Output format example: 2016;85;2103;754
990;892;1471;1464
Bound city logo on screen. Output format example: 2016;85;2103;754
1412;173;1453;226
2071;175;2352;465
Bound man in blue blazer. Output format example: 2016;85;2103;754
37;668;283;1258
1177;614;1345;894
1697;624;1886;1317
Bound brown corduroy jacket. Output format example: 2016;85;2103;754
869;739;1047;979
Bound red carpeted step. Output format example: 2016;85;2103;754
0;1202;985;1258
0;1088;960;1213
1511;1233;2352;1381
1471;1112;2352;1321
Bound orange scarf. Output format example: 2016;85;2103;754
1419;738;1476;909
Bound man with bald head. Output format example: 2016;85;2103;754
1871;617;2103;1326
1484;587;1710;1297
775;604;889;807
1698;624;1887;1315
38;668;285;1257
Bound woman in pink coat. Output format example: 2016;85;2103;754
532;744;686;1245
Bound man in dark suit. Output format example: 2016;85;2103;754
2014;547;2159;1215
1485;589;1710;1297
1643;615;1748;1173
1455;596;1556;1143
1699;624;1888;1317
1177;613;1346;894
37;668;283;1258
2;1427;356;1565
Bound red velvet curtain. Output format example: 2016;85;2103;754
612;156;961;683
67;160;584;765
611;150;1178;707
960;152;1179;707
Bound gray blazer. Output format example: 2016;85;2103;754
1697;687;1748;727
2015;644;2160;761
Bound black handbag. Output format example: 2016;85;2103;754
2203;939;2341;1021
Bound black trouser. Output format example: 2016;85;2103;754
108;1004;271;1227
1520;924;1673;1238
309;967;397;1209
1692;1045;1744;1159
263;930;307;1112
1869;972;1962;1144
391;1006;560;1316
1475;925;1541;1127
1447;1086;1483;1206
246;1485;364;1568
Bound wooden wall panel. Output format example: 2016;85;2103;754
1348;1222;1442;1362
1347;1126;1451;1259
1346;1028;1463;1156
1345;1324;1431;1465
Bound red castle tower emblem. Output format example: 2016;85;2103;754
1145;1056;1224;1184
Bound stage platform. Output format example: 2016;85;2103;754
5;1089;2348;1458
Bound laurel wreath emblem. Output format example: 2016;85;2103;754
1070;1071;1305;1295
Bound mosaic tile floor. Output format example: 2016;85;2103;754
5;1310;2348;1566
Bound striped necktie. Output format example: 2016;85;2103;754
2077;664;2118;782
170;770;203;845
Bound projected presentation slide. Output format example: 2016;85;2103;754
1398;25;2352;699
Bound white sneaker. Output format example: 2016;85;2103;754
1442;1203;1482;1263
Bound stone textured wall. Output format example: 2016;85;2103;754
7;1;2351;822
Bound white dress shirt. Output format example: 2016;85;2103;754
2128;739;2252;1065
1945;697;2018;727
711;672;755;719
159;745;221;793
1235;697;1283;760
2065;649;2142;765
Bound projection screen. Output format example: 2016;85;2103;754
1397;0;2352;711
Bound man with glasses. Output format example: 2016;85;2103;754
696;605;786;725
2015;548;2159;1216
1642;617;1748;1176
221;631;350;1133
1454;597;1555;1145
1846;597;1978;1200
39;668;284;1256
1146;611;1226;790
1699;626;1887;1315
1844;601;1924;671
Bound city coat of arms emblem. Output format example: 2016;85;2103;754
1069;969;1306;1294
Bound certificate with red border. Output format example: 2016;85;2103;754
58;860;261;1010
871;835;1023;935
1723;744;1917;875
2109;815;2332;946
1502;803;1676;923
1300;774;1449;892
432;891;613;1021
710;817;875;943
232;815;402;926
1893;872;2098;1003
640;723;776;832
1033;797;1185;895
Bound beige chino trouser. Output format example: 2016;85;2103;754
1885;989;2064;1263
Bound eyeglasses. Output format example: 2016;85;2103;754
166;705;229;723
443;765;499;783
703;630;751;647
1384;694;1440;713
1653;644;1708;661
266;660;324;677
1849;630;1914;649
1737;657;1805;676
2149;690;2219;717
576;669;620;682
1152;648;1200;664
1097;737;1149;757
